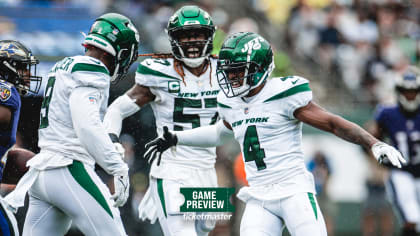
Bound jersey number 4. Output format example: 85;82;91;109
243;125;266;170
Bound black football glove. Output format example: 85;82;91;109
144;126;177;166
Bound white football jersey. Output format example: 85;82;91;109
38;55;110;167
136;57;219;171
218;76;315;195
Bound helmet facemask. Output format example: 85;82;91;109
168;26;214;68
216;32;275;98
217;56;274;98
396;87;420;112
0;41;42;95
395;66;420;113
111;42;138;83
217;60;260;98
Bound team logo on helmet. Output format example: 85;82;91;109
0;84;11;102
241;37;264;53
0;43;26;58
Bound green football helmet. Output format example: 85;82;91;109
0;40;42;95
83;13;140;82
217;32;274;97
167;5;215;68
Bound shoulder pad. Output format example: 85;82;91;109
263;76;311;103
0;80;13;102
136;58;179;80
71;56;109;76
69;56;110;89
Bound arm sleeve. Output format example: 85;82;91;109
175;120;234;147
69;86;128;176
103;94;140;136
289;91;313;119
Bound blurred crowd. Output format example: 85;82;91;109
282;0;420;105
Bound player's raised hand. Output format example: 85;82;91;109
111;173;130;207
371;142;406;168
144;126;177;166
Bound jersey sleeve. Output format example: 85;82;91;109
279;77;313;119
0;82;20;111
69;86;128;176
288;90;312;119
135;59;158;87
135;58;180;88
71;62;110;89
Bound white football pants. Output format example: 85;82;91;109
240;192;327;236
22;161;126;236
386;169;420;231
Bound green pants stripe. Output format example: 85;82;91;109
68;161;113;218
157;178;167;217
307;192;318;220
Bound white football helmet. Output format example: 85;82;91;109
395;66;420;113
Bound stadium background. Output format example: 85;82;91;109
0;0;419;235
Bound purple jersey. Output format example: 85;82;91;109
0;80;21;182
375;105;420;177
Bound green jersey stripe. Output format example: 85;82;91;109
217;102;232;109
68;161;113;218
308;192;318;220
157;178;168;217
71;63;109;75
264;83;311;103
137;64;180;81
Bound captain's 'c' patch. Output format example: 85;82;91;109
0;84;11;102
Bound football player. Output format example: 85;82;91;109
371;66;420;236
4;13;139;236
0;39;41;236
144;32;406;236
103;5;219;236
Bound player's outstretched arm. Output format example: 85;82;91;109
144;120;234;165
294;101;406;168
69;86;130;207
104;84;154;136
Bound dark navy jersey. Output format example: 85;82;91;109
0;80;21;183
375;104;420;177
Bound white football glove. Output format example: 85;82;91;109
111;174;130;207
371;142;406;168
